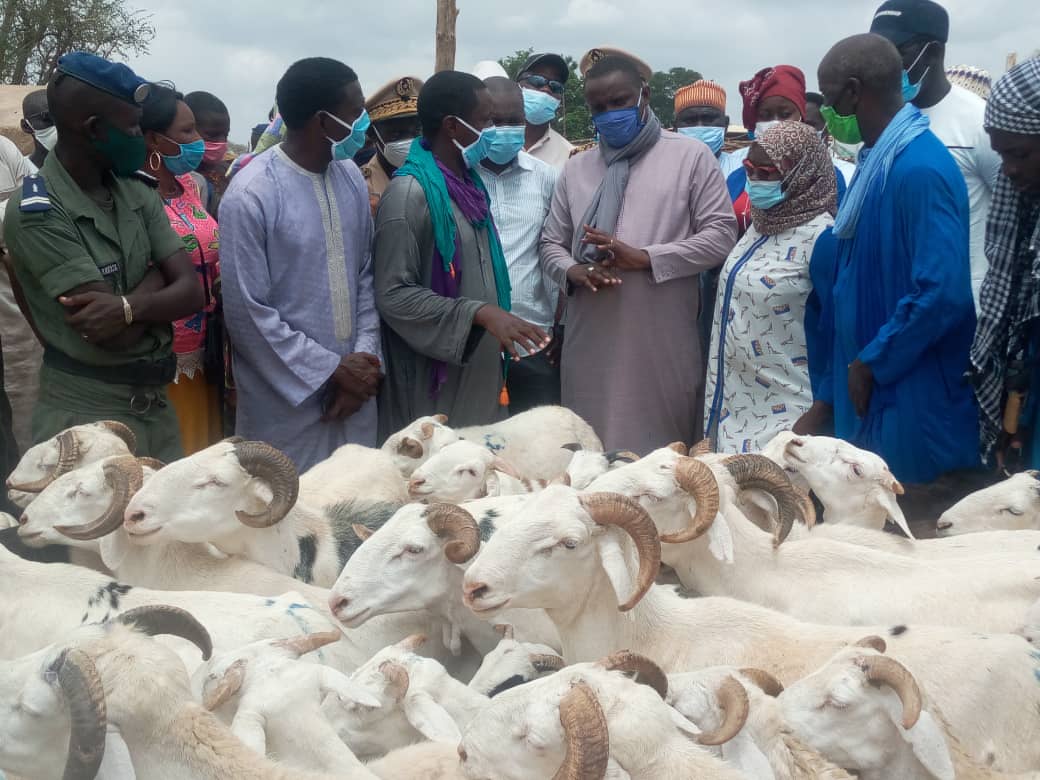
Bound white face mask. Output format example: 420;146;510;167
32;124;57;151
381;138;414;168
753;120;782;138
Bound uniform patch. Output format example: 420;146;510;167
19;174;51;212
99;263;120;277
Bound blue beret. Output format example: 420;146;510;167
56;51;151;105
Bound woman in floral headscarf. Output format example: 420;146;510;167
705;122;838;452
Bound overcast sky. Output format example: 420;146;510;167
124;0;1038;144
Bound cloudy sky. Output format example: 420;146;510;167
124;0;1038;144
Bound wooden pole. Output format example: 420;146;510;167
435;0;458;72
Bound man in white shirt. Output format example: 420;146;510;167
871;0;1001;311
480;77;561;412
516;53;574;170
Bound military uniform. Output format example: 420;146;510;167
2;55;187;460
362;76;423;215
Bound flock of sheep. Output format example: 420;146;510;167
1;405;1039;780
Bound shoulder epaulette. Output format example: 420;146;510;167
128;170;160;188
569;142;598;158
19;174;51;212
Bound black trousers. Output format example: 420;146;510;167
508;351;561;415
0;336;22;515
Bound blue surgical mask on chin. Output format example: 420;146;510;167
452;116;492;169
901;43;932;103
323;109;370;161
592;94;645;149
523;88;561;125
677;126;725;155
483;125;526;165
745;178;787;210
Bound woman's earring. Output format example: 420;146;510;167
148;151;162;172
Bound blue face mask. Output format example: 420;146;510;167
160;136;204;176
484;125;526;165
901;43;932;103
745;178;787;210
592;94;645;149
323;109;370;161
677;126;725;156
452;116;493;169
522;88;561;126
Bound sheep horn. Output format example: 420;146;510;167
98;421;137;454
494;624;515;639
396;437;424;459
552;681;610;780
232;442;300;528
222;435;246;444
667;442;688;455
605;450;640;464
115;605;213;660
433;414;449;424
136;457;166;471
352;523;375;542
561;442;583;452
690;438;712;456
7;430;81;493
698;675;750;746
203;657;247;711
854;635;888;653
396;633;428;652
425;503;480;564
661;457;721;544
379;661;411;702
797;488;818;529
723;454;805;546
739;668;784;697
599;650;667;699
579;493;661;612
531;654;566;673
272;630;342;658
859;655;922;730
55;648;107;780
54;456;144;541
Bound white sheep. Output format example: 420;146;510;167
466;625;564;696
1019;596;1040;645
406;440;555;503
382;406;602;480
458;653;748;779
460;485;1040;772
778;645;1040;779
937;471;1040;535
299;442;409;509
6;420;137;508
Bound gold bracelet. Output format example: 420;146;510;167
121;296;133;326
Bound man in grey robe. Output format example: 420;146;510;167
540;49;737;453
220;58;382;471
374;71;550;440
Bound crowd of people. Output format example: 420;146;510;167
0;0;1038;514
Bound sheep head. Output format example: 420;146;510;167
407;440;510;503
937;470;1040;535
382;415;456;477
468;627;565;696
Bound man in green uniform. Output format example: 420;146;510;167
3;52;204;461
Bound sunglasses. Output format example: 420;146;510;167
520;74;565;96
743;159;781;179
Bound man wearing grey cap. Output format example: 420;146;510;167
870;0;1001;313
517;52;574;169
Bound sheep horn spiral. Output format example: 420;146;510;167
739;668;784;697
552;681;610;780
854;635;888;653
859;654;922;730
272;630;342;658
55;456;144;541
55;648;107;780
8;430;81;493
723;454;806;546
579;493;661;612
203;658;247;711
380;661;411;702
232;442;300;528
599;650;668;699
698;675;750;746
98;421;137;454
661;457;721;544
425;503;480;564
531;654;566;673
136;457;166;471
115;605;213;660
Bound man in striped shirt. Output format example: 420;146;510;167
480;77;562;413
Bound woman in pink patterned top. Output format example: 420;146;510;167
141;84;222;454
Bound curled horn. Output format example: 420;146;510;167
797;488;818;529
232;442;300;528
855;635;888;653
380;661;411;702
98;421;137;454
859;655;922;730
667;442;688;455
552;681;609;780
272;630;342;658
136;457;166;471
55;456;144;541
723;454;805;546
579;493;661;612
203;658;247;711
739;668;784;697
222;435;246;444
605;450;640;464
8;430;81;492
115;605;213;660
425;503;480;564
433;414;449;424
661;457;721;544
599;650;667;699
690;438;712;456
531;654;566;673
55;648;107;780
352;523;374;542
397;633;428;652
698;676;750;746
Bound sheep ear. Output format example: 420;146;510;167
98;529;131;571
397;437;424;459
880;695;954;780
878;490;915;540
402;691;462;744
420;423;436;441
605;758;633;780
596;531;636;610
719;733;776;780
705;509;734;564
96;727;136;780
490;457;522;479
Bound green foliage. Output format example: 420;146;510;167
0;0;154;85
498;49;700;142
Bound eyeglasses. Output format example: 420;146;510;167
520;74;565;96
743;159;781;179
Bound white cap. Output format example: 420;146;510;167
472;60;508;80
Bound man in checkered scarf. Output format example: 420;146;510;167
969;57;1040;467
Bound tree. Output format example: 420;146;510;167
648;67;703;128
0;0;154;85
